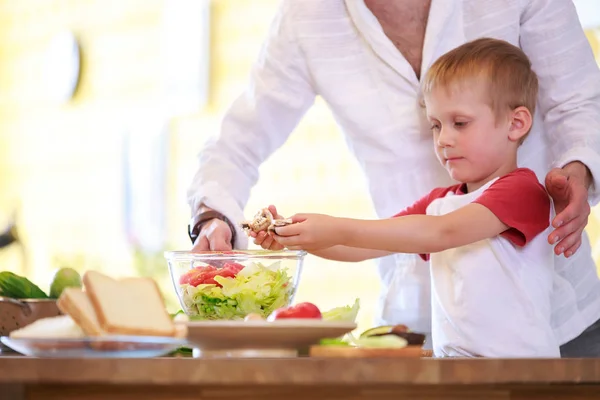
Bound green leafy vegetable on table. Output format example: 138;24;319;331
0;271;48;299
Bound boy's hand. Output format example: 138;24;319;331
249;205;285;251
545;163;592;258
273;213;344;250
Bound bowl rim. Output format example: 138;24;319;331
164;249;307;261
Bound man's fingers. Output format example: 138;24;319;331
192;236;210;252
549;215;583;245
564;238;582;258
552;202;580;229
209;235;232;251
545;168;568;192
553;225;585;256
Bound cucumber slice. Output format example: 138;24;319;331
360;324;426;345
360;325;395;338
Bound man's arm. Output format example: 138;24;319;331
520;0;600;201
187;0;316;248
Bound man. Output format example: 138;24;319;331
186;0;600;356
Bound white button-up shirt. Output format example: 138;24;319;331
188;0;600;343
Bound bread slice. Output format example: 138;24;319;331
57;288;104;337
83;270;176;337
9;315;84;339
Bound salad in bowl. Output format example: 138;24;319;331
165;250;305;320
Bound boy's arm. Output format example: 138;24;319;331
342;203;508;254
277;170;550;254
302;187;451;261
342;170;550;254
309;246;392;262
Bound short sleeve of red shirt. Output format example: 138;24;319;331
393;185;461;261
473;168;550;247
393;186;460;218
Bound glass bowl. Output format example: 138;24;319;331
165;250;306;320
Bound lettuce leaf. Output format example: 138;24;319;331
180;261;294;320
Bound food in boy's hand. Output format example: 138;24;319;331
240;208;293;236
267;302;322;321
267;218;294;232
360;324;426;345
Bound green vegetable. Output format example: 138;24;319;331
351;335;408;348
180;261;293;320
0;271;48;299
169;346;194;356
321;298;360;323
319;332;408;349
49;267;82;298
319;338;351;346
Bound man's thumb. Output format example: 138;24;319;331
209;234;232;251
546;169;568;194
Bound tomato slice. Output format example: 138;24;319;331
179;265;217;285
181;264;245;287
222;262;245;274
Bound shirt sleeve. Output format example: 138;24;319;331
393;186;460;261
393;186;459;217
520;0;600;205
186;0;316;248
472;169;551;247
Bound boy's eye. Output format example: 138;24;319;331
430;124;440;131
454;121;468;128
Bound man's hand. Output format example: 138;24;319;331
249;205;285;251
545;161;592;258
191;218;233;251
273;213;345;250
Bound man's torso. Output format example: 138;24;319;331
364;0;431;79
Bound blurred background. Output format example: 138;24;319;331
0;0;599;332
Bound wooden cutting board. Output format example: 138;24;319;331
309;345;430;358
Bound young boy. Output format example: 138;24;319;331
259;38;560;357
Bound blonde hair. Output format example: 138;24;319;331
422;38;539;128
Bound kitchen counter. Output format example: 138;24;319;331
2;355;600;399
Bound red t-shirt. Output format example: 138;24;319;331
393;168;551;260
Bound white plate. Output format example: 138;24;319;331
182;319;356;357
0;335;187;358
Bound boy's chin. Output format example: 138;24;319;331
447;169;472;184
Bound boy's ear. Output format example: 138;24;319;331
508;106;532;142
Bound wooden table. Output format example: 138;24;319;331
2;354;600;399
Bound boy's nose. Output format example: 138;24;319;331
437;128;454;147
